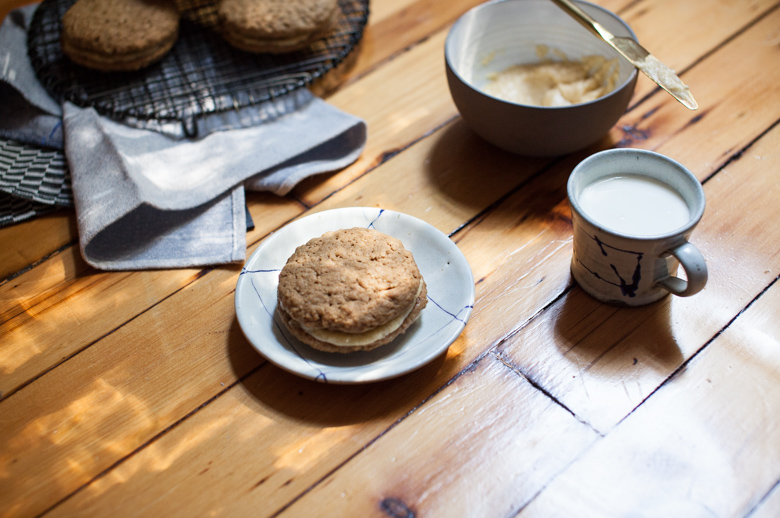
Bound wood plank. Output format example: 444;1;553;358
449;0;780;433
0;211;76;282
21;24;780;518
312;119;549;230
497;92;780;433
1;246;88;326
2;1;778;516
623;7;780;171
6;6;780;508
294;27;460;206
48;351;599;517
267;74;780;510
0;0;768;286
339;0;489;81
250;8;780;510
277;356;600;517
0;266;264;517
295;0;777;201
517;278;780;517
0;130;550;518
11;122;564;516
0;195;301;400
0;0;541;400
618;0;777;103
0;0;489;279
0;25;512;515
265;110;780;513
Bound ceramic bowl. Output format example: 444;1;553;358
445;0;638;156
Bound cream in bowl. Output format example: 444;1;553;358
482;46;619;107
445;0;638;156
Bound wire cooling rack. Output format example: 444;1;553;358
27;0;369;137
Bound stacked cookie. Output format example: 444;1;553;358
218;0;339;54
277;228;428;353
60;0;340;72
61;0;180;71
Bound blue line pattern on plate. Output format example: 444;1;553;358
366;208;385;229
248;275;329;382
428;296;473;324
239;267;281;275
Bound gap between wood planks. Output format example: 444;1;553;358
10;5;780;516
34;104;780;515
17;49;780;518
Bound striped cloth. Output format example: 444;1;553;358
0;138;71;227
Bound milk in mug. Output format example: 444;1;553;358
578;174;690;236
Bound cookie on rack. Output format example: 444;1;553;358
217;0;339;54
61;0;180;71
277;227;428;353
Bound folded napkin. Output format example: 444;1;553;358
0;4;366;270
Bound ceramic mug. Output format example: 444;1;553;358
567;149;707;306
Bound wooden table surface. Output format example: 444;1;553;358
2;0;780;516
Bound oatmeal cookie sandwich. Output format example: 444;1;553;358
217;0;339;53
61;0;180;71
277;227;427;353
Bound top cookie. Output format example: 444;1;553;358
277;227;423;335
61;0;180;71
218;0;339;53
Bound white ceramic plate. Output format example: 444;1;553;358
235;207;475;384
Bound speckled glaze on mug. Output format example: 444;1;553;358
568;149;707;306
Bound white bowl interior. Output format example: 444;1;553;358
447;0;637;101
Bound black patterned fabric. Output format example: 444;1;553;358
0;138;72;227
0;191;58;226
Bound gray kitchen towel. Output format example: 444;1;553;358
1;4;367;270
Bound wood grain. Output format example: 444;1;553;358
8;0;774;278
232;18;780;508
278;357;599;517
518;277;780;517
1;0;779;516
0;212;76;281
47;356;599;517
0;197;301;400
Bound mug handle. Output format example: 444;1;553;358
658;242;708;297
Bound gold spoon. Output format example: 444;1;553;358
550;0;698;110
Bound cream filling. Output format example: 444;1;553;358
302;282;423;347
64;34;177;65
232;32;311;48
